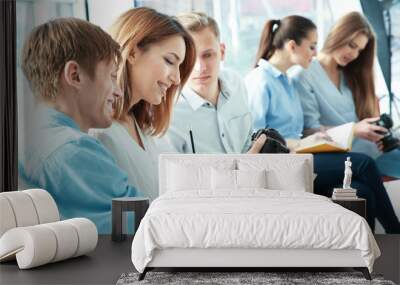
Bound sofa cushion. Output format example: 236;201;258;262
166;159;236;192
238;159;309;192
266;164;308;191
0;218;97;269
167;162;211;191
211;168;236;190
236;169;268;189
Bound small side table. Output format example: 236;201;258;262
331;197;366;219
112;197;149;242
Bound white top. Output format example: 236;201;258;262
91;121;175;201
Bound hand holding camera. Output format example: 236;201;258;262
247;133;267;154
250;128;290;153
355;114;400;152
371;114;400;152
354;117;387;142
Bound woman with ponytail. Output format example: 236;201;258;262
291;12;400;178
245;15;400;233
247;16;317;137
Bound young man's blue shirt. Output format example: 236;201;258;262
20;106;139;233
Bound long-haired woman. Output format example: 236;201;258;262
292;12;400;178
92;7;196;200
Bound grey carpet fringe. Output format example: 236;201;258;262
117;271;396;285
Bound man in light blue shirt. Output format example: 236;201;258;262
168;12;265;154
19;18;139;234
246;59;304;139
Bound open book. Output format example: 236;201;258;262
287;122;355;153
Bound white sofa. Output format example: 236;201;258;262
0;189;98;269
132;154;378;281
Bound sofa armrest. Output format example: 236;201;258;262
0;218;97;269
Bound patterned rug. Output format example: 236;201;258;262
116;271;396;285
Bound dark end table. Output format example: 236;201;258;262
331;197;366;219
112;197;149;242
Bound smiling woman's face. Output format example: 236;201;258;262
331;33;369;67
127;35;186;106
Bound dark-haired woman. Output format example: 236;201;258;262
245;15;400;233
291;12;400;178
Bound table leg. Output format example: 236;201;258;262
134;202;149;233
112;201;126;241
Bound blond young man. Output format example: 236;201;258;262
168;12;265;154
20;18;139;233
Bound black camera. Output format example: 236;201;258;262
251;128;290;153
373;113;400;152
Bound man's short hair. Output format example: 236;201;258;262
22;17;121;101
176;12;220;40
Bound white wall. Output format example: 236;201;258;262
87;0;133;32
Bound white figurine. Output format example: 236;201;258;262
343;156;352;189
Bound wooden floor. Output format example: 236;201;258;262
374;235;400;283
0;235;399;285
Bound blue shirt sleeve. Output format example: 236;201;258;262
245;75;270;131
293;75;322;129
34;136;139;234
